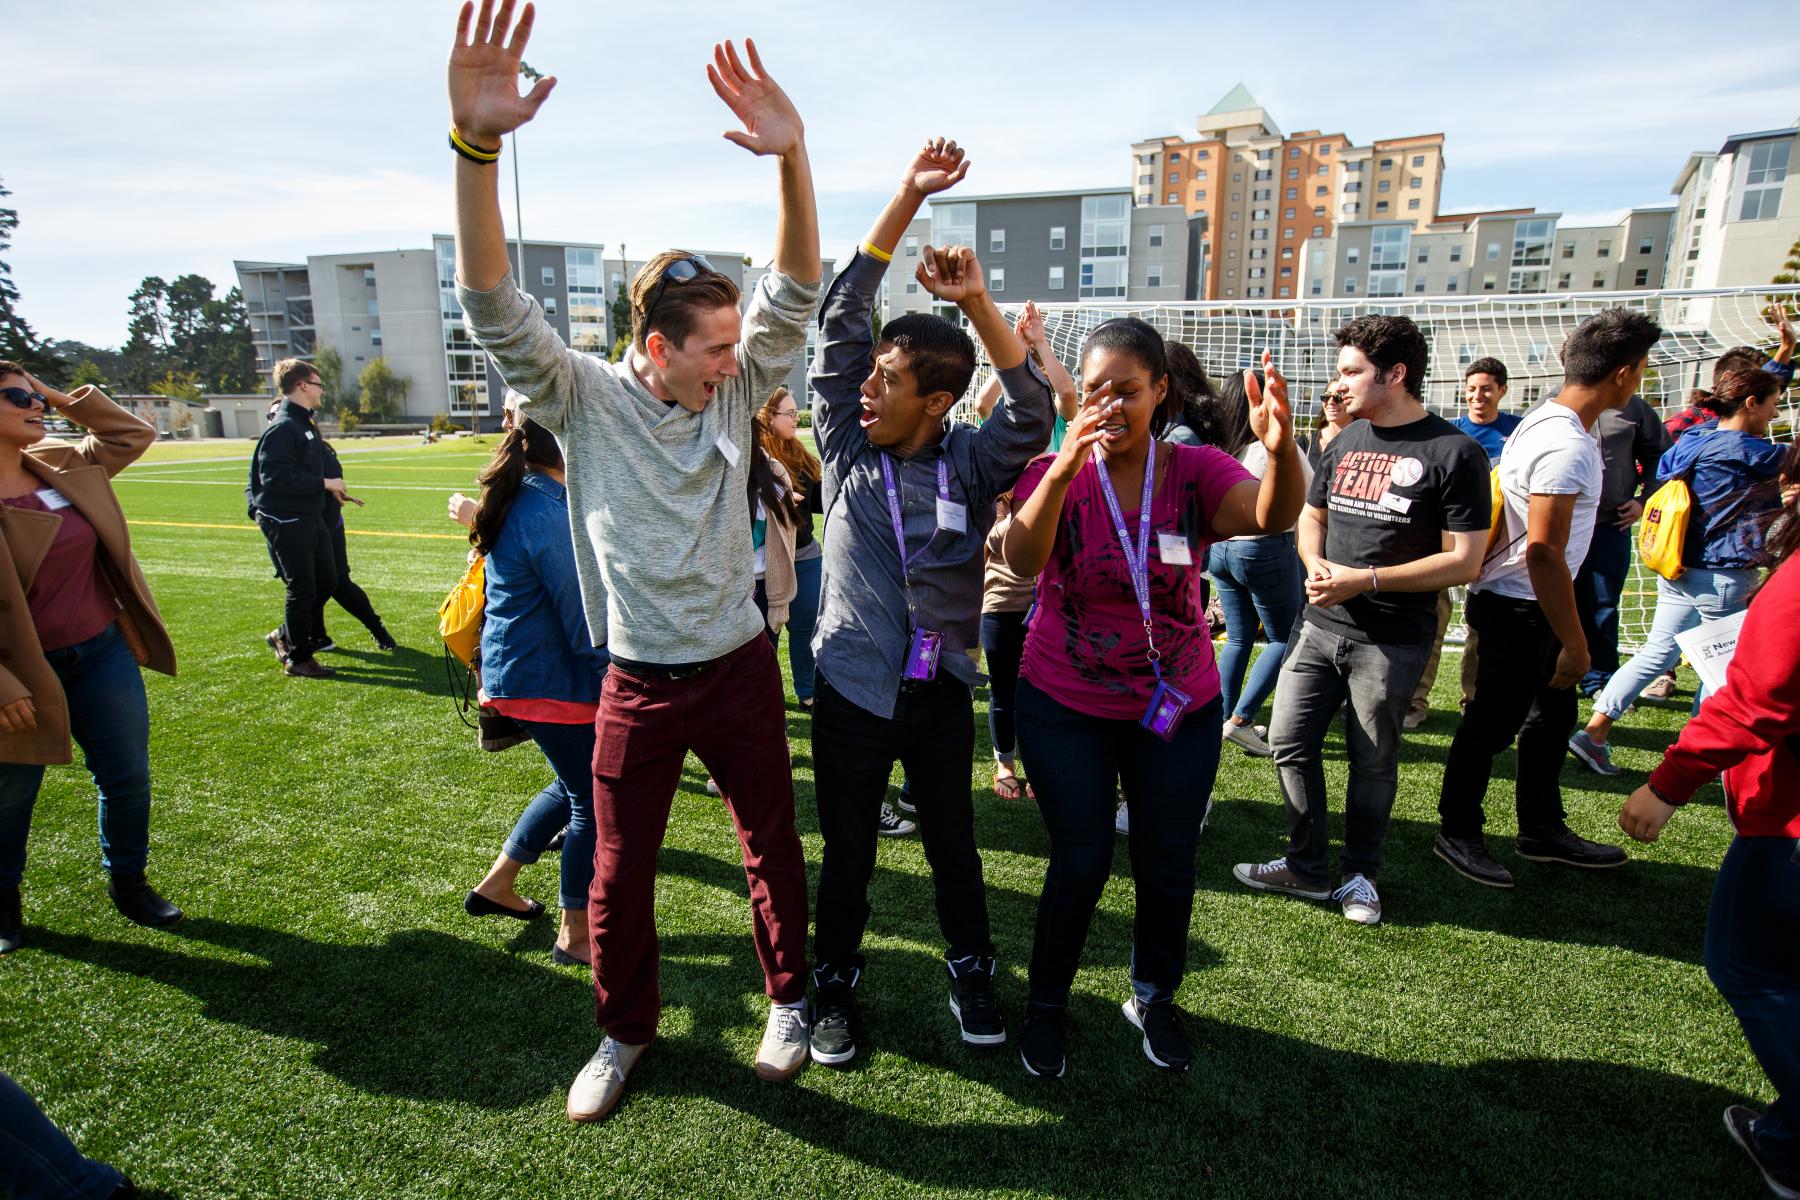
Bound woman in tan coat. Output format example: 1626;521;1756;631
0;362;181;955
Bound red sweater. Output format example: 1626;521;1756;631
1649;558;1800;836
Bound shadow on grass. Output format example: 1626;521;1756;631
309;646;460;696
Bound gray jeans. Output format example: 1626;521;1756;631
1269;619;1432;886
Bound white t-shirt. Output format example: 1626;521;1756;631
1473;401;1601;601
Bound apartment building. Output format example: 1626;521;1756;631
236;261;315;380
1130;85;1445;300
1668;121;1799;290
1298;206;1675;301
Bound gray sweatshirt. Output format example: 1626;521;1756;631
457;270;820;664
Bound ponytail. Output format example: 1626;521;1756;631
1694;367;1779;420
470;416;563;555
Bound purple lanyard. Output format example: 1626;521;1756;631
879;453;950;569
1094;440;1164;678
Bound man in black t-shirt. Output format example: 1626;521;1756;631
1233;315;1490;926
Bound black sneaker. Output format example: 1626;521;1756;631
1433;833;1515;889
1122;997;1191;1071
314;635;338;653
0;885;21;955
1515;826;1628;870
373;628;398;651
809;964;860;1066
946;954;1006;1046
107;875;184;928
1724;1105;1800;1199
1018;1002;1066;1079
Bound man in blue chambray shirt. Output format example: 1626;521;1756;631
806;139;1053;1067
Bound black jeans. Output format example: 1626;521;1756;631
1575;521;1631;693
811;671;992;970
314;518;385;640
257;512;337;662
1438;590;1574;840
1016;678;1223;1007
979;609;1028;763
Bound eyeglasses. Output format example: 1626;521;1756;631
774;407;798;418
641;255;716;342
1;387;47;409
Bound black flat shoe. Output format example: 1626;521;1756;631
463;891;544;920
545;826;569;853
1;885;21;954
107;876;184;928
551;945;589;967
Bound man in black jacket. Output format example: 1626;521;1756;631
248;359;345;678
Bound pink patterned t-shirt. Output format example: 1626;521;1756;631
1016;444;1254;720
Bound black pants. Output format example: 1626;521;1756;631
257;513;336;663
314;518;385;640
979;609;1028;762
811;671;992;970
1438;590;1574;839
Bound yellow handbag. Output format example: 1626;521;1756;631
1483;466;1506;559
438;554;486;667
1638;477;1693;581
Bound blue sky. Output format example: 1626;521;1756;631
10;0;1800;347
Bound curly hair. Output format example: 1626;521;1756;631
1332;315;1428;398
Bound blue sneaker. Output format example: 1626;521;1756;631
1567;730;1621;776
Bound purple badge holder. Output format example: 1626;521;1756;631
1141;674;1192;741
904;628;943;681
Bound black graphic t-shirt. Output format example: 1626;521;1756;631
1304;414;1491;646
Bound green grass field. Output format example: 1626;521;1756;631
0;437;1768;1198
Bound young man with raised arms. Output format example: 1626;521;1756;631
446;0;821;1120
805;139;1054;1066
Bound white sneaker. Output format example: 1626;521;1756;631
566;1037;648;1122
1332;873;1382;926
1223;720;1273;757
876;802;916;837
1114;801;1129;836
755;1003;808;1081
705;778;720;796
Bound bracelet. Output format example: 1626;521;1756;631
1369;566;1379;593
449;127;503;164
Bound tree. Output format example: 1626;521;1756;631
357;357;411;422
120;273;258;394
148;369;204;401
0;176;64;384
49;340;127;389
67;359;108;389
313;345;347;413
121;276;175;391
608;279;633;363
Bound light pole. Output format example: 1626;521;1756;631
513;61;543;289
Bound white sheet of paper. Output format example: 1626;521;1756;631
1674;609;1748;695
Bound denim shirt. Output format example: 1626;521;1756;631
479;471;609;703
1658;422;1787;570
809;248;1054;719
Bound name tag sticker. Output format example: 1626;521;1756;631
304;430;316;441
715;432;741;468
936;498;968;534
1378;491;1414;515
1157;532;1193;565
34;488;72;510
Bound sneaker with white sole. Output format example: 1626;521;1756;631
1223;720;1273;757
755;1003;808;1081
946;954;1006;1046
876;802;916;837
1332;873;1382;925
566;1037;649;1122
1121;997;1191;1071
1114;801;1129;836
1566;730;1621;776
1231;856;1331;901
895;782;916;814
1643;672;1677;701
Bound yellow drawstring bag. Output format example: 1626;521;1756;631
1638;477;1692;580
438;554;486;666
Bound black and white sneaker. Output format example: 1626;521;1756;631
946;954;1006;1046
809;964;860;1066
1018;1002;1066;1079
314;635;338;653
894;782;916;814
1122;997;1191;1071
1724;1105;1800;1199
876;802;916;837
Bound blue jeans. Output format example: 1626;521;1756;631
501;718;598;911
785;552;822;702
980;609;1029;762
1575;521;1632;694
1270;620;1431;886
1206;535;1303;724
1016;678;1223;1008
0;1071;123;1200
1593;567;1757;721
0;623;152;890
1706;836;1800;1171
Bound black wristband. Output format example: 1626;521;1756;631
448;130;502;164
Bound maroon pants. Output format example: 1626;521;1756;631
587;633;808;1043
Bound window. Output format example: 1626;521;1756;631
1561;240;1575;259
1048;265;1065;290
1408;199;1420;210
1137;195;1152;205
904;235;919;256
1147;265;1163;287
1079;194;1129;297
1232;193;1241;202
1284;208;1296;220
1634;268;1650;286
1379;158;1393;169
1739;140;1791;220
1166;193;1178;204
990;228;1006;253
1279;286;1292;297
1485;242;1500;260
1345;181;1362;194
1138;174;1153;186
1287;167;1299;180
1195;169;1207;180
1168;172;1180;184
1449;246;1463;262
1257;148;1272;162
1410;176;1422;188
1320;145;1332;156
1312;225;1324;236
1344;277;1358;294
1248;286;1267;298
1345;161;1361;174
1315;186;1327;197
1283;228;1295;238
1246;267;1265;279
1310;279;1324;295
1253;188;1271;201
1197;149;1209;159
543;297;557;315
1137;154;1154;164
1511;218;1553;268
1446;276;1459;292
1378;180;1391;192
1412;155;1426;167
1250;229;1269;241
1597;240;1612;258
1483;273;1497;291
1249;247;1268;259
1286;187;1297;199
1049;226;1065;250
1281;246;1294;259
1414;279;1426;293
370;328;382;344
1417;248;1429;263
362;268;376;286
1347;246;1361;263
1370;225;1409;271
1593;273;1606;288
1148;223;1165;247
934;202;976;249
1169;151;1182;161
1253;209;1271;221
1194;190;1206;201
1280;266;1292;277
541;267;556;286
366;298;380;316
1289;147;1301;158
990;268;1004;292
1313;206;1325;216
1233;173;1242;182
1376;202;1389;213
1343;203;1361;216
1638;237;1655;254
1255;169;1272;182
905;281;919;293
1317;165;1328;177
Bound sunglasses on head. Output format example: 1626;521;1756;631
1;387;47;409
641;255;716;341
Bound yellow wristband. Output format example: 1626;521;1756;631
861;241;893;264
449;127;503;163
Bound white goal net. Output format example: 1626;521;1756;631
967;284;1800;653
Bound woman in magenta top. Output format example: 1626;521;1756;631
1002;318;1305;1079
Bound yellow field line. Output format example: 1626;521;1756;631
130;519;465;542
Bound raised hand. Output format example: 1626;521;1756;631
708;39;803;158
1244;350;1294;455
1015;301;1045;350
1046;384;1119;483
915;244;986;305
901;138;970;197
449;0;556;143
1776;305;1796;358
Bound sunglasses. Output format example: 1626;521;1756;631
1;387;47;409
641;255;716;341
